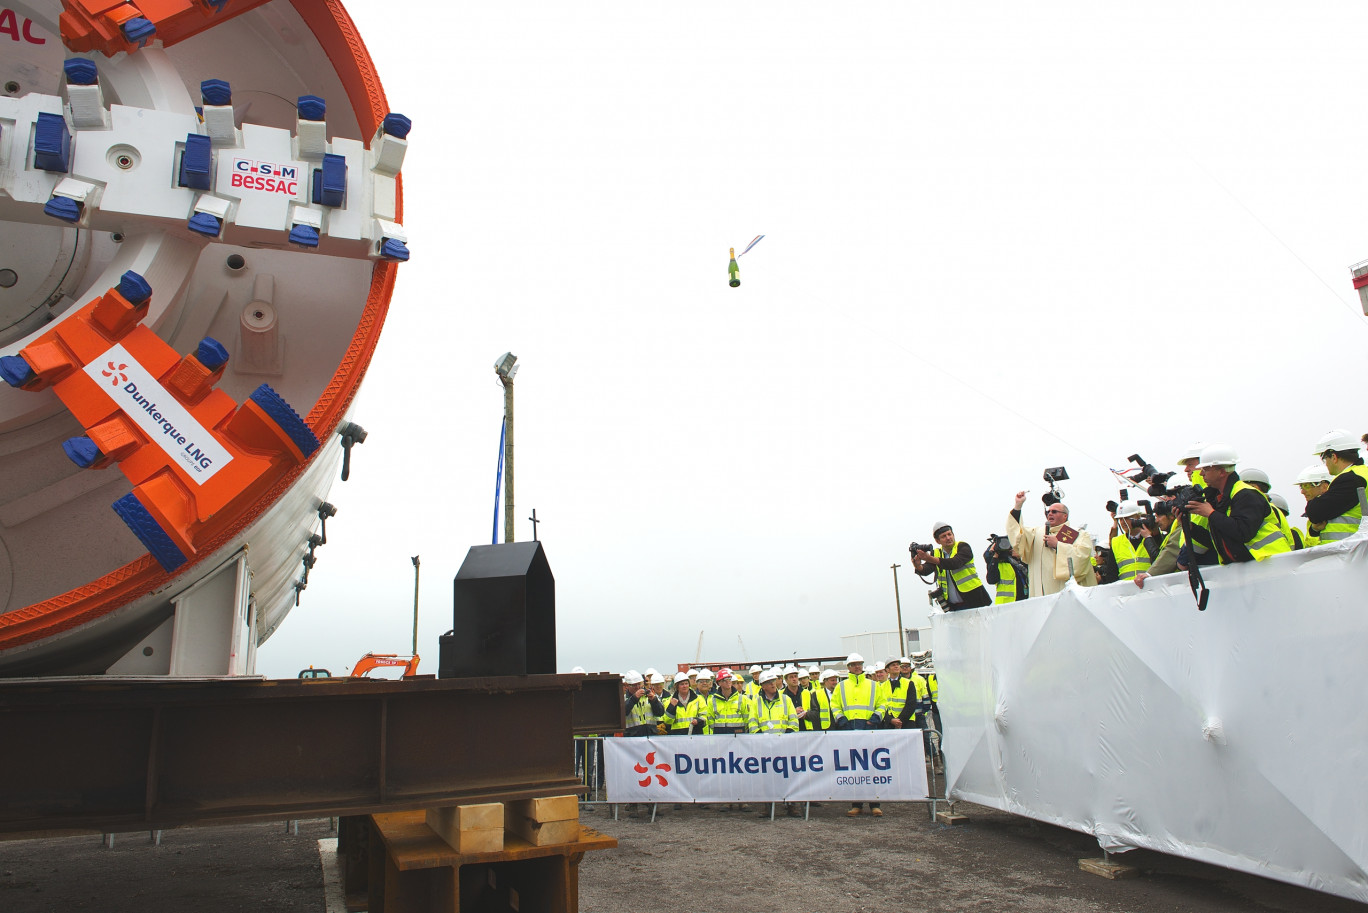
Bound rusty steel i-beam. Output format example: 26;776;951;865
0;673;622;836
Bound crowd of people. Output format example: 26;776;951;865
909;430;1368;606
616;652;941;817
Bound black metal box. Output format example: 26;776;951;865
439;542;555;677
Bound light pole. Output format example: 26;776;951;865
411;555;420;655
891;563;905;656
494;352;518;543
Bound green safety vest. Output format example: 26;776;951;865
994;561;1019;604
626;694;655;730
706;689;749;733
1319;465;1368;542
1223;481;1293;562
833;674;884;723
935;542;985;602
923;672;937;703
803;687;834;730
908;673;930;721
1111;534;1152;580
1304;523;1321;548
749;692;797;733
663;691;707;732
879;677;909;721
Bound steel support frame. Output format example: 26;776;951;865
0;673;622;836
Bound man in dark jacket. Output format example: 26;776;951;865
912;521;992;609
1186;444;1291;563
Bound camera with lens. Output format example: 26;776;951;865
1167;483;1209;513
908;542;937;556
986;533;1012;557
1042;466;1068;505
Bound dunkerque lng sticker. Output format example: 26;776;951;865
85;343;234;483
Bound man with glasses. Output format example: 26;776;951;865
1007;493;1097;595
1305;430;1368;543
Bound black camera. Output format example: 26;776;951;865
984;533;1012;561
1167;483;1208;512
909;542;937;555
1042;466;1068;505
1145;471;1175;497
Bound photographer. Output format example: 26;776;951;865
982;534;1028;604
622;671;664;737
1110;502;1158;581
911;522;992;610
1187;444;1293;563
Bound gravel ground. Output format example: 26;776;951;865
0;806;1363;912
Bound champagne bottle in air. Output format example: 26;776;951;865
728;247;740;287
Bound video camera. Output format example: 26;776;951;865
1042;466;1068;506
985;533;1012;560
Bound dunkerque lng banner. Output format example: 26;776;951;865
604;730;926;802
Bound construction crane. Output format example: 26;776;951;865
695;630;705;663
737;636;750;662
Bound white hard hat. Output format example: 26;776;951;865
623;670;643;685
931;520;952;537
1296;464;1333;485
571;665;586;674
649;673;664;684
781;664;797;676
846;652;864;665
1178;441;1206;464
806;666;820;677
687;668;700;677
870;661;886;673
1240;468;1270;487
1312;429;1362;456
673;671;690;685
696;668;714;680
1269;492;1291;513
644;667;658;677
1115;501;1145;519
898;656;911;665
758;668;779;684
821;668;839;681
1197;443;1238;470
749;664;762;674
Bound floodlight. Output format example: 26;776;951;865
494;352;518;377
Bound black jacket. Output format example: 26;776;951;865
932;542;993;609
1205;472;1270;564
1305;464;1367;524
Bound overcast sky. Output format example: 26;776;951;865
258;2;1368;678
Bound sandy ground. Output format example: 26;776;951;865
0;805;1363;912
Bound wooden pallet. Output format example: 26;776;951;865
364;808;617;913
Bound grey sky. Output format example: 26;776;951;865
258;1;1368;677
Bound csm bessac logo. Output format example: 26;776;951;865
633;751;671;787
230;158;300;195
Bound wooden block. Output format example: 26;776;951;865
426;805;504;854
1077;857;1139;880
505;816;581;847
511;795;579;823
428;802;502;831
936;811;969;826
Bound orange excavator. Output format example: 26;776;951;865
297;653;420;680
350;653;421;678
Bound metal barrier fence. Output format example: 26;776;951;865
574;731;950;823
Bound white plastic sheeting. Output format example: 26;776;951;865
933;530;1368;902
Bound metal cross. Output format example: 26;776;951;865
529;508;540;541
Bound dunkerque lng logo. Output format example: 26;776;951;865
102;361;128;386
633;751;671;787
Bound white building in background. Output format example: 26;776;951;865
840;626;933;662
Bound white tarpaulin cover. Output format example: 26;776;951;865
603;731;926;803
934;530;1368;902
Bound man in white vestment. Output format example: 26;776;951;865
1006;491;1098;595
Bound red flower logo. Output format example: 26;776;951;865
101;361;128;386
633;750;671;787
